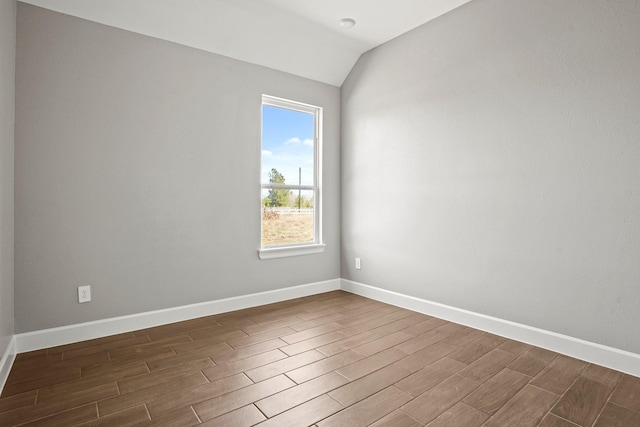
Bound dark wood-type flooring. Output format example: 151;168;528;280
1;291;639;426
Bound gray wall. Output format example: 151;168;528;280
342;0;640;353
15;4;340;333
0;0;16;356
0;0;16;355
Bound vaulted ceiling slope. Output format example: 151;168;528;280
19;0;473;86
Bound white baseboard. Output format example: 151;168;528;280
341;279;640;378
10;277;640;379
0;336;16;393
15;279;341;354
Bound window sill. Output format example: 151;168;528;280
258;243;326;260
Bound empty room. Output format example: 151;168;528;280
1;0;639;425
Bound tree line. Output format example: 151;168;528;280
262;168;313;209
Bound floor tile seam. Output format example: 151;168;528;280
258;303;332;316
333;307;397;325
360;329;421;350
142;402;152;423
396;408;423;426
245;316;308;332
211;342;285;364
603;400;640;419
279;330;349;353
389;346;453;373
366;316;421;334
589;373;629;427
244;351;327;382
533;355;589;389
605;399;640;416
200;369;213;386
547;413;581;427
34;378;120;405
510;364;547;397
294;309;343;322
315;334;381;357
146;373;257;420
247;309;307;321
505;351;552;377
365;395;414;427
525;382;564;397
395;374;459;399
399;380;476;424
1;369;80;395
462;368;529;417
201;352;285;382
63;338;155;361
329;367;415;407
0;397;36;416
46;337;135;357
228;330;298;348
190;377;297;423
185;326;231;342
553;363;611;407
17;354;191;395
477;381;562;427
337;354;409;382
588;401;608;427
282;371;302;385
392;333;453;356
458;356;519;385
252;401;270;421
288;317;348;333
529;384;569;427
332;369;351;384
96;397;142;420
94;403;149;423
497;344;532;357
255;378;350;418
404;355;469;393
172;369;248;397
190;405;203;424
314;394;346;424
280;325;344;345
98;373;210;417
589;365;624;391
15;401;99;426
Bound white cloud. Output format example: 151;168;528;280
262;150;272;156
285;137;301;145
303;138;314;147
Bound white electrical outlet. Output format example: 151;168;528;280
78;285;91;303
355;257;361;270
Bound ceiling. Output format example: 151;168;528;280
19;0;473;86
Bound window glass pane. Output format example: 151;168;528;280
262;190;314;246
261;105;314;186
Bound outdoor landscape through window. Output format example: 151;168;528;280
261;96;321;248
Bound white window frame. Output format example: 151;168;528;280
258;95;325;260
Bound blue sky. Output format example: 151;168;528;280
261;105;314;186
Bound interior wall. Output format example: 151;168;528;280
15;4;340;333
341;0;640;353
0;0;16;355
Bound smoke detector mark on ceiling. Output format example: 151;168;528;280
338;18;356;29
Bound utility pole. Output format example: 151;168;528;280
298;167;301;210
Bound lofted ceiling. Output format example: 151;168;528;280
19;0;473;86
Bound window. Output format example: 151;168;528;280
259;95;325;259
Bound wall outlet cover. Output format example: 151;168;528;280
78;286;91;303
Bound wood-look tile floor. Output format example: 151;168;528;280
1;291;639;426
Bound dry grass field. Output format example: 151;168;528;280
262;212;313;246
